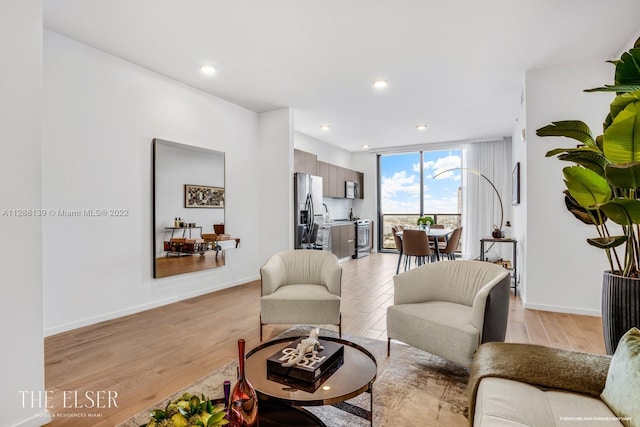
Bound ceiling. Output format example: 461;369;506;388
43;0;640;152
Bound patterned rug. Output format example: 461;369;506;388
119;326;469;426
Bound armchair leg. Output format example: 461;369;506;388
338;313;342;338
259;315;263;341
387;338;391;356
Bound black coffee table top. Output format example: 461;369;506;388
245;336;377;407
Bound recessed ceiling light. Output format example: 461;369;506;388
361;144;370;149
416;124;427;130
200;65;216;75
320;124;331;131
373;79;388;89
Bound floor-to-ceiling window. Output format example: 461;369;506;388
378;149;462;250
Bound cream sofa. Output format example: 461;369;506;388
469;342;621;427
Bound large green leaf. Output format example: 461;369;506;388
610;91;640;122
586;42;640;94
563;166;612;208
557;149;608;176
536;121;597;149
605;163;640;189
587;235;627;249
600;198;640;225
603;101;640;163
563;190;606;225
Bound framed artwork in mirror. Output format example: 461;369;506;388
184;184;224;208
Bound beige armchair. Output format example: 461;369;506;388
387;260;510;367
260;250;342;341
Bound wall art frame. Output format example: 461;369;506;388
184;184;225;208
512;162;520;205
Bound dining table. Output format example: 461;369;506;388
395;228;454;266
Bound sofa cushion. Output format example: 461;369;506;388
387;301;478;367
475;377;622;427
601;327;640;427
260;284;341;325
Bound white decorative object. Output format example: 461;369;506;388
281;328;324;368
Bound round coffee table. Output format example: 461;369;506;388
245;336;377;426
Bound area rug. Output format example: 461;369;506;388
119;326;469;426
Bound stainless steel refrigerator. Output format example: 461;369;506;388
294;172;323;249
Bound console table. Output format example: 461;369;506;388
479;237;518;295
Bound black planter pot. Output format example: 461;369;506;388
602;271;640;354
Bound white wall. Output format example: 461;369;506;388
258;108;294;263
0;1;47;426
43;30;269;334
295;131;353;168
524;59;614;315
512;85;527;300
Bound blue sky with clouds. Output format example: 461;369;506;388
380;150;461;214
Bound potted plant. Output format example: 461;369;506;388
536;37;640;354
417;215;434;230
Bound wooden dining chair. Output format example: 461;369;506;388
401;229;434;270
439;227;463;260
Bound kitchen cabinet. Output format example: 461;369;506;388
331;223;355;259
294;149;318;175
317;161;329;195
296;149;364;199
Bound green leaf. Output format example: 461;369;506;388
603;101;640;163
605;163;640;189
150;409;166;420
587;235;627;249
610;91;640;122
615;47;640;87
546;148;572;157
557;149;608;176
563;166;612;208
208;410;229;427
585;84;640;93
600;198;640;225
563;191;606;225
536;121;597;149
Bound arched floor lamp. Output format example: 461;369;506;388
433;167;504;230
433;168;504;258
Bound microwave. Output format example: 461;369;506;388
345;181;358;199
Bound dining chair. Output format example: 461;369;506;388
401;229;434;271
392;226;404;274
428;224;446;248
439;227;463;260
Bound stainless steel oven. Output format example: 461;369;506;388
355;219;370;258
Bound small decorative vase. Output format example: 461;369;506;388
228;339;258;427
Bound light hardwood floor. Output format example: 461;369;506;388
44;252;606;426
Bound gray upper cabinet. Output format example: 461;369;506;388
295;149;364;199
294;149;318;175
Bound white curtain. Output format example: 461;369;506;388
461;139;509;259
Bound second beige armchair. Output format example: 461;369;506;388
260;250;342;341
387;260;510;367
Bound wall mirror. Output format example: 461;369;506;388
153;138;225;278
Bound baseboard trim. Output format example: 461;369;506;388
523;301;601;317
14;411;51;427
44;275;260;337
